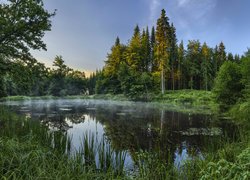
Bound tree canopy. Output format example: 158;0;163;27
0;0;55;59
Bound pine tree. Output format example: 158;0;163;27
155;9;171;94
126;25;142;71
150;26;156;72
227;52;234;61
217;42;227;69
177;41;185;89
103;37;126;93
169;23;178;90
141;27;151;72
201;42;212;90
186;40;201;89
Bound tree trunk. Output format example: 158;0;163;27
161;68;165;94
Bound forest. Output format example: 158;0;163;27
1;8;249;108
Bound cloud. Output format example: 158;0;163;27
177;0;190;7
149;0;161;24
174;0;217;27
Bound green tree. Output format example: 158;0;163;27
213;61;243;106
103;37;127;94
186;40;201;89
126;25;142;72
0;0;55;59
217;42;227;70
150;26;156;72
227;52;234;61
0;0;55;97
201;42;213;90
155;9;171;94
65;70;86;95
49;56;71;96
177;41;185;89
169;23;178;90
141;27;151;72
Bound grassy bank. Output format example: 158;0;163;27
0;107;127;179
0;90;218;115
0;105;249;179
0;96;249;179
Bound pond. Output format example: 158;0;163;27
0;99;238;171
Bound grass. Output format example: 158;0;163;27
0;90;219;115
0;91;249;179
0;106;127;179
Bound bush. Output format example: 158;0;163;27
213;61;243;107
200;147;250;180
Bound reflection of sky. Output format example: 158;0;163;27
67;115;104;153
174;141;190;168
2;99;225;170
174;141;204;169
66;114;134;170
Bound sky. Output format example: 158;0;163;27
31;0;250;75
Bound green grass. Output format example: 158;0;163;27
0;90;218;115
0;106;127;179
0;91;249;179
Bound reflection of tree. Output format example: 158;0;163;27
90;106;234;166
40;113;85;131
13;101;239;167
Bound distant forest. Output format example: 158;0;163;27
1;6;249;103
88;9;248;98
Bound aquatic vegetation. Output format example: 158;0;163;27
0;98;249;179
199;147;250;180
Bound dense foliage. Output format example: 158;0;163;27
213;49;250;109
89;10;245;100
1;3;248;100
0;0;86;97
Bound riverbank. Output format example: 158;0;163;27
1;90;249;179
0;102;249;179
0;90;219;115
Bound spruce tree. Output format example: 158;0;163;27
217;42;227;69
155;9;171;94
150;26;156;72
126;25;142;71
141;27;151;72
201;42;212;90
177;41;185;89
169;23;178;90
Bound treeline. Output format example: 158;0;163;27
0;56;86;97
88;9;242;98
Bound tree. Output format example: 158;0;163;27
177;41;185;89
0;0;55;60
65;70;86;95
213;61;243;106
186;40;201;89
126;25;142;72
169;23;178;90
201;42;212;90
141;27;151;72
49;56;71;96
217;42;227;69
155;9;171;94
227;52;234;61
103;37;127;94
150;26;156;72
0;0;55;97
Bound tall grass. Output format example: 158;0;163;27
0;106;127;179
0;104;249;179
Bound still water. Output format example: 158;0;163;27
1;99;237;170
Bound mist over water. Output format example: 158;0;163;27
1;99;238;169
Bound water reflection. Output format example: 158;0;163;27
3;99;237;169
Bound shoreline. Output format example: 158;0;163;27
0;90;219;115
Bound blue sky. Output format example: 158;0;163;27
32;0;250;74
